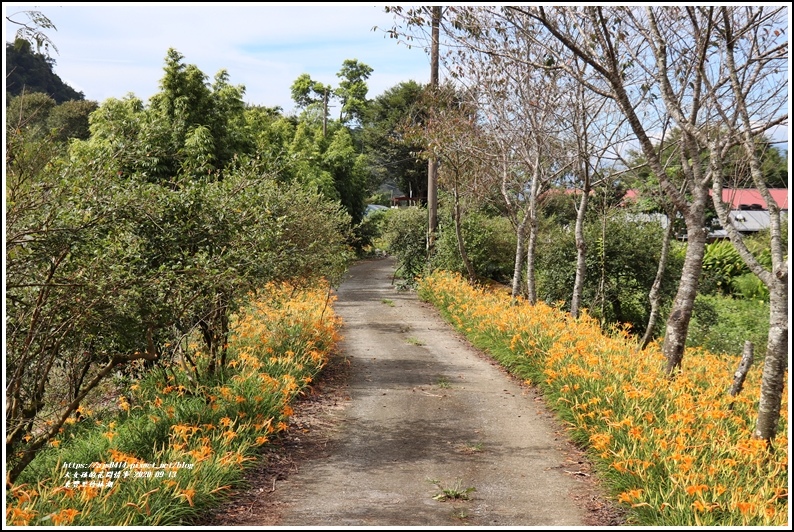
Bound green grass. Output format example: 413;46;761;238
406;336;425;346
428;478;477;501
687;293;769;356
458;442;483;453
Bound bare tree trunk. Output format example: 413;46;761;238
754;280;789;441
452;177;476;283
570;187;589;318
499;150;530;299
511;211;529;298
662;207;707;375
596;199;607;322
570;64;592;319
729;341;754;398
527;6;713;375
525;229;538;304
525;180;540;305
715;8;789;442
710;144;788;441
639;210;675;350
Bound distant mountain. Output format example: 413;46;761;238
5;38;84;103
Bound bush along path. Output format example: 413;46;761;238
200;257;624;527
6;281;341;526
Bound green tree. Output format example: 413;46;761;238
72;94;147;177
360;80;428;203
278;119;372;228
334;58;374;125
290;72;332;137
5;91;56;138
47;99;99;141
291;59;374;133
6;48;355;482
146;48;249;180
6;92;64;200
380;206;429;284
284;120;337;197
75;49;249;183
6;91;97;142
241;104;293;171
323;127;369;225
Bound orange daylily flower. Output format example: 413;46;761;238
51;508;80;525
179;488;196;507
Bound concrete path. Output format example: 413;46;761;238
269;257;596;527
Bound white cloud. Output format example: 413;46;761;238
4;3;430;111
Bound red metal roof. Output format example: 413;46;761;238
717;188;788;210
622;188;788;210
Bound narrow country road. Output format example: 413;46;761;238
200;257;622;527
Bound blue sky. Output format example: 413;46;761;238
3;3;432;113
4;3;788;151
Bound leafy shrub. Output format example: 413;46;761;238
700;240;750;295
730;273;769;301
8;282;340;526
4;154;353;483
351;208;389;257
379;206;428;284
536;213;683;334
432;209;517;283
701;236;772;301
687;293;770;356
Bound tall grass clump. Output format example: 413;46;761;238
418;270;788;526
6;281;341;526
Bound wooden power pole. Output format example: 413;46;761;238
427;6;440;251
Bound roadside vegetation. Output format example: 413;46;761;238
6;282;339;525
418;270;787;526
6;33;359;525
376;205;779;358
6;7;787;527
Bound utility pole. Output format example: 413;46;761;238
427;5;440;251
321;86;329;138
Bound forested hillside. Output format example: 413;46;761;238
6;38;84;102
